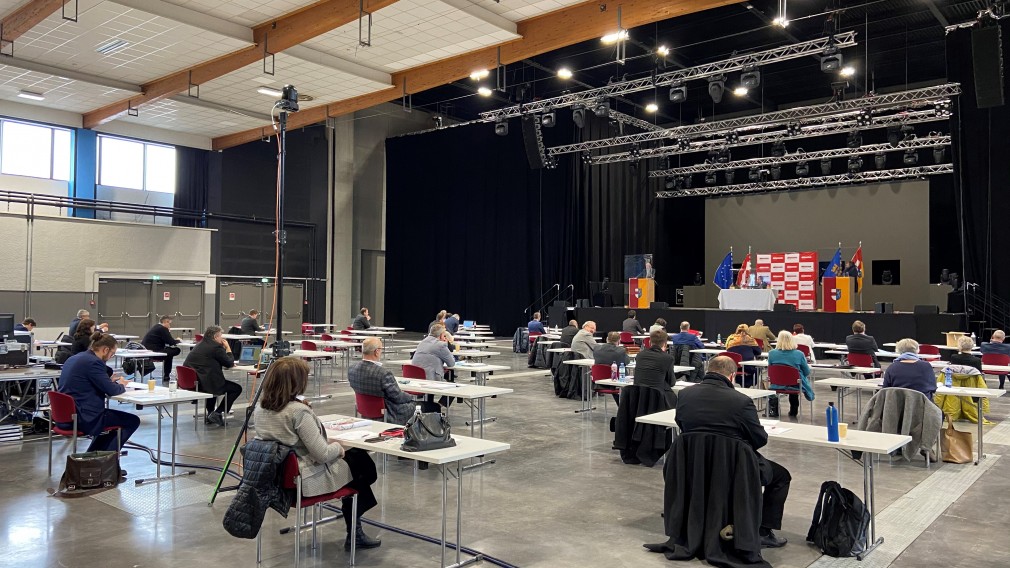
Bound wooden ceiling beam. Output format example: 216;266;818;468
212;0;738;150
1;0;67;44
82;0;399;129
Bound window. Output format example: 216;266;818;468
0;119;72;180
98;135;176;193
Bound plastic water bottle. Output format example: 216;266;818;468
619;363;627;382
826;402;840;442
415;404;422;416
971;332;977;343
717;333;722;345
944;367;953;388
610;362;618;379
168;377;177;393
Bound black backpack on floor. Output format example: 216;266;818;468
806;480;871;557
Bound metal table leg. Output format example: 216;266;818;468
976;397;984;465
134;402;198;486
575;367;595;414
445;459;481;568
857;452;883;560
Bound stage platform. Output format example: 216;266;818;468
573;307;967;346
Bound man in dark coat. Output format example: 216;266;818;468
632;329;678;395
142;315;182;382
348;338;416;424
183;325;242;426
675;356;791;548
559;320;579;346
622;310;644;334
845;319;880;368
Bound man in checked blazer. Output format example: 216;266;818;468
348;337;417;424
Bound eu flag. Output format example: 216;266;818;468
713;251;733;289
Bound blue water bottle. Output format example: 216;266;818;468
619;363;627;382
944;367;953;388
826;402;840;442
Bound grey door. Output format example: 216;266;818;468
154;280;204;335
262;282;303;333
219;282;263;330
97;279;153;338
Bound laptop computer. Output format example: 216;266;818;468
463;320;476;329
238;345;262;365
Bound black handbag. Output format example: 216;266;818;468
57;451;121;493
400;412;456;452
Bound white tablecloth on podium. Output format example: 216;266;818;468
718;289;777;310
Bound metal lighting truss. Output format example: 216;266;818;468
478;32;858;121
590;109;945;164
655;164;953;198
549;83;960;156
609;110;664;132
648;136;951;177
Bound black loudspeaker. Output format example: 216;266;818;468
972;26;1005;108
773;303;796;312
520;115;547;169
913;304;940;315
874;302;894;314
576;299;590;308
650;302;669;309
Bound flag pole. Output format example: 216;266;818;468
858;240;863;312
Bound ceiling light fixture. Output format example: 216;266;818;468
773;0;789;27
256;87;284;97
494;118;508;136
645;102;659;113
601;30;629;44
96;38;129;55
733;86;749;97
16;90;45;101
657;45;670;56
669;83;687;103
477;86;493;97
740;67;761;89
470;69;490;81
572;105;586;129
840;65;856;78
557;67;573;80
708;75;726;103
820;45;843;72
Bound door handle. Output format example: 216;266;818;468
97;312;123;319
124;312;151;318
175;311;202;317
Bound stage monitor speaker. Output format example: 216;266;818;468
874;302;894;314
972;26;1005;108
773;303;796;312
521;115;547;169
650;302;669;309
576;299;589;308
913;304;940;314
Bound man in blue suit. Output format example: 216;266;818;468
58;333;140;452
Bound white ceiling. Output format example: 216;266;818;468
0;0;582;144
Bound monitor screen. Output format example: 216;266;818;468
239;345;261;362
0;313;14;341
463;320;475;328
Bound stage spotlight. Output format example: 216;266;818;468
935;100;952;117
874;152;886;169
786;122;801;137
705;171;717;185
541;111;556;128
725;169;735;184
665;176;675;190
933;145;946;163
796;161;809;177
840;65;856;78
903;149;919;165
682;175;692;189
901;124;916;142
557;67;573;80
678;138;691;151
669;83;687;103
645;102;659;113
820;158;832;176
887;125;901;147
740;68;761;89
494;118;508;136
748;167;761;182
581;151;593;164
708;75;726;103
847;155;863;174
477;86;493;97
856;109;871;127
593;98;610;118
717;148;731;163
770;165;782;180
733;86;749;97
847;130;862;149
725;131;739;144
572;105;586;128
820;46;842;72
771;141;786;158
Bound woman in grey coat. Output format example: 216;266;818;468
254;357;381;550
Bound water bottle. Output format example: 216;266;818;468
619;363;627;382
610;362;618;379
944;367;953;388
971;332;977;343
717;333;722;345
415;404;422;416
826;402;840;442
168;377;178;393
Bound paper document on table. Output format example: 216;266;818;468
759;419;779;426
323;419;373;431
413;382;459;390
764;425;791;435
868;378;884;386
332;430;373;441
675;381;697;388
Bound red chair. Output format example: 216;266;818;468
619;332;635;346
797;344;811;359
688;329;702;336
528;331;543;346
918;344;941;356
301;323;314;336
845;352;881;374
256;452;359;567
982;353;1010;388
176;365;226;422
401;364;426;396
301;340;318;351
321;333;335;341
194;334;203;342
47;391;123;475
354;393;385;421
643;337;652;350
590;364;621;419
754;338;765;350
767;364;813;422
719;351;745;384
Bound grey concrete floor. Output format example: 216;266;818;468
2;337;1008;567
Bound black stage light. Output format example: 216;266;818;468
820;158;832;176
494;118;508;136
725;169;735;184
278;85;300;112
748;167;760;182
856;109;871;127
541;111;556;128
669;83;687;103
708;75;726;103
678;138;691;151
717;148;731;163
887;125;901;147
572;105;586;128
593;98;610;118
665;176;675;190
725;131;739;144
787;122;801;137
901;124;915;142
820;46;842;72
740;68;761;89
874;152;886;169
847;130;862;148
933;145;946;163
847;155;863;174
771;141;786;158
705;171;717;185
903;149;919;165
770;165;782;180
796;161;809;177
682;175;692;189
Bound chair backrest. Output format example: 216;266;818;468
797;344;811;358
982;353;1010;367
720;350;743;364
280;452;301;489
619;331;634;344
341;329;353;335
321;333;334;341
195;334;203;342
643;337;652;349
688;329;702;336
590;363;614;381
300;340;317;351
402;364;426;379
176;365;199;390
48;391;77;423
754;338;765;350
355;392;385;419
767;364;801;388
846;352;875;367
918;344;940;355
301;323;314;335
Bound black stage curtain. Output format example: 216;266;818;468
385;115;705;333
947;22;1010;304
174;146;209;227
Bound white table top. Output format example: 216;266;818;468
929;360;1010;373
117;349;166;358
112;384;212;405
0;367;60;381
825;349;940;360
304;339;363;349
546;347;572;353
370;326;405;332
936;384;1006;398
232;364;267;374
35;340;70;347
402;348;500;358
453;362;510;373
352;329;398;336
263;348;334;360
455;330;492;335
637;410;912;454
718;288;777;311
318;414;509;465
815;377;883;390
111;334;138;340
690;348;727;355
392;377;512;399
222;334;259;340
596;378;773;399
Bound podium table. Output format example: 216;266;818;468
717;288;776;310
629;278;654;308
823;276;855;312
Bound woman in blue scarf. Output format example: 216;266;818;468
882;338;939;399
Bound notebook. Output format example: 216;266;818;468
462;320;476;328
238;345;262;365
